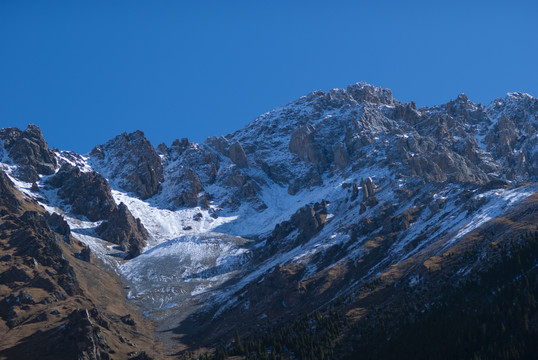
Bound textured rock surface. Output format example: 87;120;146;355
0;124;57;182
46;213;73;244
333;142;350;169
168;167;204;208
153;83;519;211
0;182;161;359
90;130;163;199
228;141;248;168
0;170;22;213
205;135;230;156
46;164;117;221
2;82;538;359
289;124;328;168
270;201;328;247
96;203;149;259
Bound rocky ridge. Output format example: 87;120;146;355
0;124;57;182
90;130;163;199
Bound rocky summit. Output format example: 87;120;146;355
1;83;538;359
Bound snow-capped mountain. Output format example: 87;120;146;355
1;82;538;359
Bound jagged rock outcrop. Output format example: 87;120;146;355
289;124;328;168
333;142;350;169
62;308;112;359
482;93;538;181
205;135;231;156
75;247;92;262
170;137;190;155
46;213;73;244
226;167;247;187
270;201;328;246
0;124;57;182
359;177;378;207
0;170;22;213
347;82;393;105
229;141;248;168
260;161;292;184
46;164;117;221
0;210;81;303
96;203;149;259
168;167;204;208
90;130;163;199
360;177;375;200
155;138;227;209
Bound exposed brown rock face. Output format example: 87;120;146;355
170;137;190;155
46;164;117;222
46;213;73;244
0;170;22;213
96;203;149;259
169;167;204;208
0;183;161;359
347;82;393;105
0;211;80;299
205;135;231;156
483;96;538;180
333;142;350;169
0;124;57;182
289;124;328;168
90;130;163;199
350;183;359;201
360;177;375;201
260;161;292;184
229;141;248;168
270;201;328;247
395;101;420;124
226;167;247;187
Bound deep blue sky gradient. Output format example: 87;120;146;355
1;1;537;153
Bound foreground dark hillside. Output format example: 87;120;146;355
203;194;538;360
0;171;162;359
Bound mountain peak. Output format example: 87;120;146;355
506;91;534;100
345;82;394;105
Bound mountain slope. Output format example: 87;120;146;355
0;170;161;358
1;82;538;358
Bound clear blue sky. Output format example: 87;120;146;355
1;1;537;154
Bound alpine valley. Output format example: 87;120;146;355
1;83;538;359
